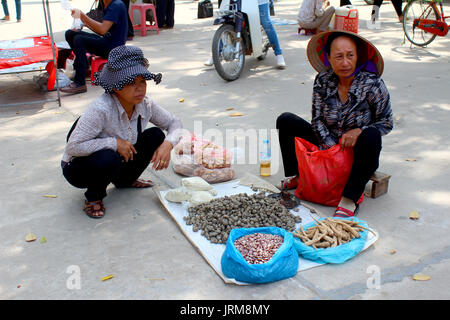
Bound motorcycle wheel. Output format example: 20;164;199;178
257;26;271;61
212;24;245;81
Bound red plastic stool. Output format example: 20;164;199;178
130;4;159;36
90;55;108;85
298;27;317;35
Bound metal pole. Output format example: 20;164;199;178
42;0;50;37
44;0;61;107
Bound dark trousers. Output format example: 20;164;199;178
276;112;382;203
373;0;403;17
1;0;21;19
156;0;175;28
121;0;134;37
63;127;165;201
340;0;403;18
65;30;111;86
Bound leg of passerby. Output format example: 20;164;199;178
391;0;404;22
258;2;286;69
165;0;174;28
156;0;168;28
371;0;383;23
121;0;134;39
1;0;10;21
14;0;20;21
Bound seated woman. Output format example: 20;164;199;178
61;45;183;219
61;0;128;94
297;0;335;34
276;31;393;217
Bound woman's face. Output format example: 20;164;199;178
114;75;147;106
328;36;358;80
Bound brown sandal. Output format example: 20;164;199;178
84;200;105;219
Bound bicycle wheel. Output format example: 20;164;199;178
403;0;439;47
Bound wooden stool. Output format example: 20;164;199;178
90;56;108;84
130;4;159;36
365;171;391;198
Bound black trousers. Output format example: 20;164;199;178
156;0;175;28
63;127;165;201
121;0;134;37
276;112;382;203
65;30;111;86
340;0;403;18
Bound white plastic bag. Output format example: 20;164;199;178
61;0;83;30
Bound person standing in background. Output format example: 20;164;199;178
121;0;135;40
156;0;175;28
1;0;21;22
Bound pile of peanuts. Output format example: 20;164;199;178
233;233;284;265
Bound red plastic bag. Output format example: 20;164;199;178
294;137;354;207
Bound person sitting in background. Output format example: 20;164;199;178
61;0;128;94
297;0;335;34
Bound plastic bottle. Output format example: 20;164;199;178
259;139;271;177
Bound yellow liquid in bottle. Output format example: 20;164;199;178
260;160;271;177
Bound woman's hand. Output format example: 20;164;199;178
340;128;362;150
116;138;137;162
71;8;81;19
151;141;173;171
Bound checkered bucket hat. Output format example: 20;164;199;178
93;45;162;93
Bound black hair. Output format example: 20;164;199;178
324;32;360;56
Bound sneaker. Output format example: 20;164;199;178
204;57;214;67
276;55;286;69
1;15;10;21
60;82;87;94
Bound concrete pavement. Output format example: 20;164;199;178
0;0;449;299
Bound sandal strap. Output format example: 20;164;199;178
84;200;105;218
334;206;356;218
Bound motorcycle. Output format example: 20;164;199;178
212;0;272;81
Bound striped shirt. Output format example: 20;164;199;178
312;69;393;149
62;93;183;163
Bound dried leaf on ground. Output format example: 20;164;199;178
405;158;417;162
413;273;431;281
409;210;420;220
43;195;57;198
40;237;47;244
225;107;234;111
25;233;37;242
230;112;244;117
178;98;185;102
